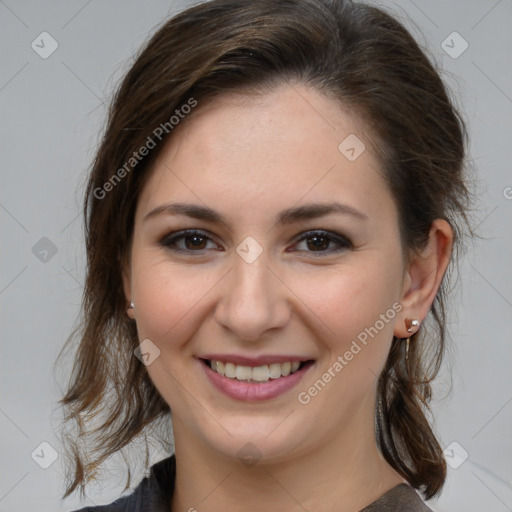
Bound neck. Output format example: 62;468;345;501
170;414;405;512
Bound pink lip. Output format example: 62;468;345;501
199;353;310;367
198;358;315;402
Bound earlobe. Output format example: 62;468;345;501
127;300;135;319
394;219;453;338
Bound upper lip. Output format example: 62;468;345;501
198;354;313;367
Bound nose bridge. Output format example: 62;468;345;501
214;251;289;341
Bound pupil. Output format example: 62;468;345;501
187;236;206;249
308;236;328;251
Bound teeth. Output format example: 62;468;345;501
252;365;269;382
208;360;304;381
225;362;236;378
235;365;252;381
268;363;281;379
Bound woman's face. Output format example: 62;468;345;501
124;83;409;463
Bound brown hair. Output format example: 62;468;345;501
57;0;472;500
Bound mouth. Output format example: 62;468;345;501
198;356;315;402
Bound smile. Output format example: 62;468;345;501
198;356;315;402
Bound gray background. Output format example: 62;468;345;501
1;0;511;510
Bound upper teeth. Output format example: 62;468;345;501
210;360;301;381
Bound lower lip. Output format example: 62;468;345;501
200;360;314;402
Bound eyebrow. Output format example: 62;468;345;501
143;201;368;226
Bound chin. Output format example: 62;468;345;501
189;411;314;466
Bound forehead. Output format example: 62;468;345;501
136;84;396;227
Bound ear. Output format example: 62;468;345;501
121;257;135;320
394;219;453;338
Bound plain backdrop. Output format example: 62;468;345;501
1;1;511;510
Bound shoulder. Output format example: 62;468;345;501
360;483;434;512
69;455;176;512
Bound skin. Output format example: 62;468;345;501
123;83;453;512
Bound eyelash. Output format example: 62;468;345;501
160;229;353;256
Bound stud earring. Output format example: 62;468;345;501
128;301;135;310
405;318;420;333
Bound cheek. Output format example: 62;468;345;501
130;257;218;351
292;262;401;368
299;272;401;416
299;262;399;328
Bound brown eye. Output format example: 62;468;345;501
161;230;219;253
183;234;208;250
292;230;352;255
306;235;330;251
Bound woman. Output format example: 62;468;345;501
59;0;472;510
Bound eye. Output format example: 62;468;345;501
289;230;352;255
160;229;352;256
160;230;220;253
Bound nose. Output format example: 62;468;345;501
214;252;291;342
